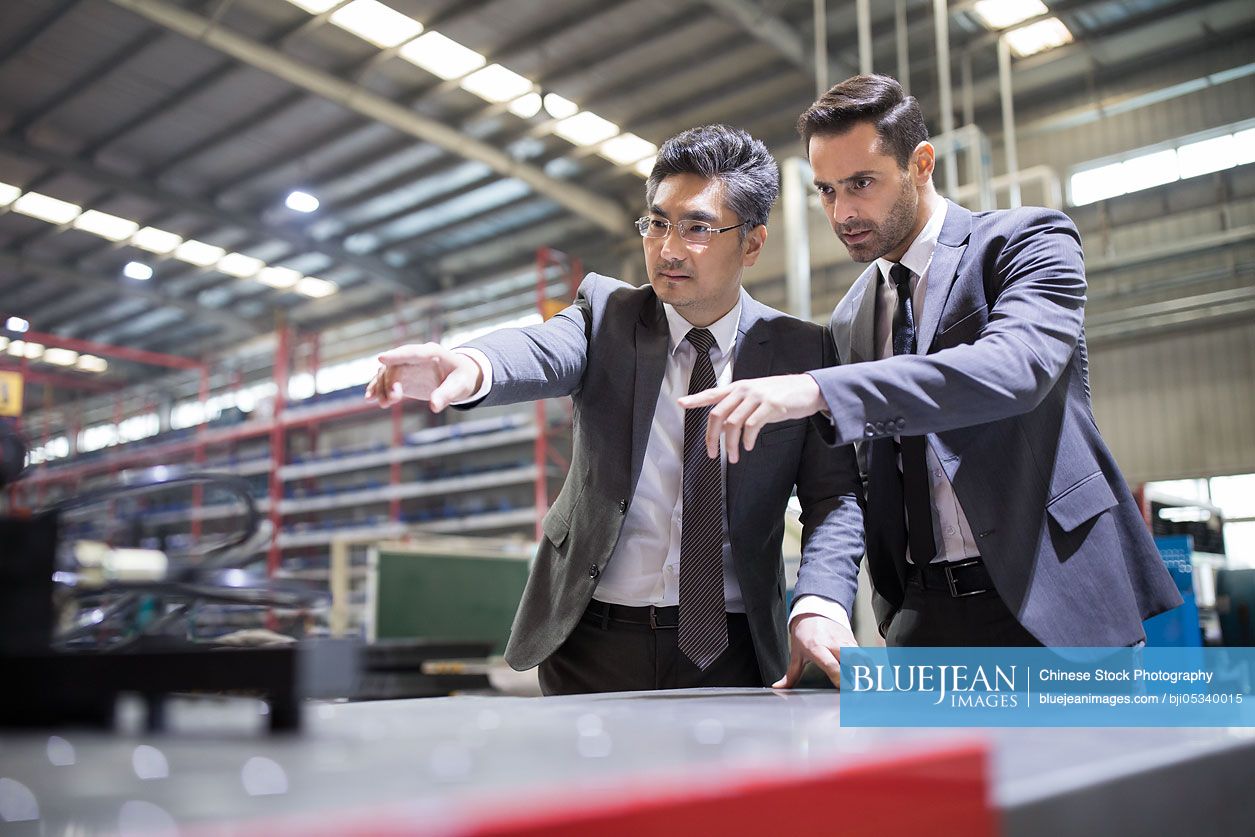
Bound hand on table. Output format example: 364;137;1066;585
772;613;858;690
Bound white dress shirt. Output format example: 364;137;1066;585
872;196;981;565
457;300;746;611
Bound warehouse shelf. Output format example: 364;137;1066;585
279;423;538;481
417;506;540;534
278;464;540;514
7;247;582;638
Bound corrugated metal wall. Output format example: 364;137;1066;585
1089;320;1255;485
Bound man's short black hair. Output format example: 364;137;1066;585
645;124;779;233
796;74;929;170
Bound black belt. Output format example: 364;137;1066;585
907;558;994;598
584;600;749;630
585;600;679;629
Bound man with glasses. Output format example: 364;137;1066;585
366;124;865;695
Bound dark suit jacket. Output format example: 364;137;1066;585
812;199;1181;646
465;273;865;680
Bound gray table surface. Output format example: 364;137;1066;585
2;688;1252;835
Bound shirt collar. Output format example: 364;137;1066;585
875;195;948;285
663;295;742;358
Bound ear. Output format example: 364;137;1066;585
912;141;935;184
741;224;767;267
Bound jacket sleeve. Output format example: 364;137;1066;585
811;208;1086;447
458;273;605;408
792;327;866;615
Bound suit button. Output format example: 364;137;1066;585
618;499;628;514
864;423;876;438
589;564;600;579
895;417;906;430
874;422;886;434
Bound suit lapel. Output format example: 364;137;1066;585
630;295;669;493
725;291;771;527
916;199;972;354
847;266;879;365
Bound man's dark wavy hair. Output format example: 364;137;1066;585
797;74;929;169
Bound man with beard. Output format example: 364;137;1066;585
682;76;1180;674
366;124;865;695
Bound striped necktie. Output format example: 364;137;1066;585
678;327;729;670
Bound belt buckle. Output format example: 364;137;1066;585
945;558;987;598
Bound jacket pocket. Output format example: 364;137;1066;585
935;308;986;347
1047;471;1117;532
758;421;807;446
541;508;571;548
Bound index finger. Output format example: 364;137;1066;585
677;385;730;409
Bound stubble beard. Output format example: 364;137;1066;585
842;179;919;263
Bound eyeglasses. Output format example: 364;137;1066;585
635;216;745;243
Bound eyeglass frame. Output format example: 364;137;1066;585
634;215;748;243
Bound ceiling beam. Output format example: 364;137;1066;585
0;251;260;338
107;0;632;237
701;0;858;82
0;135;421;296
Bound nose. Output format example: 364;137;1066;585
658;225;689;261
827;196;856;227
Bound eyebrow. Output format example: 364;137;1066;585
648;204;720;223
813;169;879;188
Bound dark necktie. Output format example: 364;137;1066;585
678;327;728;670
890;263;937;566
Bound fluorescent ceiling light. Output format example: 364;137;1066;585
0;337;7;352
72;209;139;242
1069;161;1124;206
634;156;657;178
12;191;81;225
5;316;30;333
217;252;265;278
1003;17;1073;58
131;226;183;254
972;0;1048;30
294;276;338;298
7;341;25;357
173;239;226;267
77;354;108;373
44;347;79;367
123;261;154;281
507;92;542;119
285;190;320;212
256;266;302;289
1233;127;1255;165
460;64;533;103
1121;149;1179;192
286;0;341;12
400;31;485;80
0;181;20;207
17;341;44;360
553;112;619;147
543;93;578;119
329;0;422;48
1177;135;1237;179
599;133;658;166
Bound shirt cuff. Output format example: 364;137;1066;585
789;594;852;632
451;347;493;404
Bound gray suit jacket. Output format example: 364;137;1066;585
812;199;1181;646
465;273;865;680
